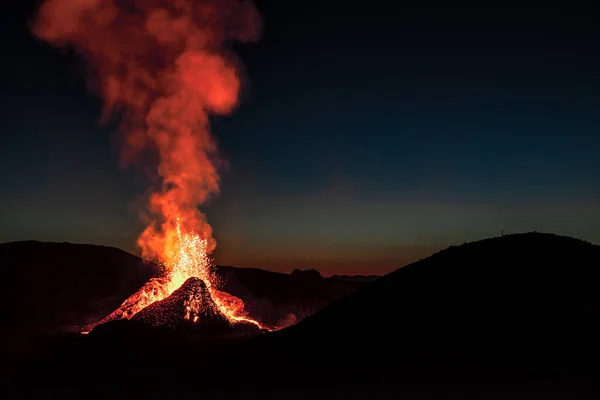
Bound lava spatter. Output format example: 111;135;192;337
33;0;266;334
83;222;268;333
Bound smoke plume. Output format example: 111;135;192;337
32;0;261;267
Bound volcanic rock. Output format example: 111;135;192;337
132;277;227;328
0;240;363;346
0;241;157;371
132;277;260;335
80;276;170;331
215;265;362;327
206;232;600;389
290;268;323;280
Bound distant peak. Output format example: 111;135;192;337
290;268;323;279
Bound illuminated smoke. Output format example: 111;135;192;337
33;1;267;330
32;0;261;268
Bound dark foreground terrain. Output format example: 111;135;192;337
223;233;600;388
0;241;156;366
0;241;363;374
6;233;600;396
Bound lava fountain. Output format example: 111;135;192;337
86;220;266;331
32;0;266;330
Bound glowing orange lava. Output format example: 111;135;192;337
83;220;267;333
33;0;266;334
166;220;265;329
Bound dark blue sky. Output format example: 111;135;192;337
1;2;599;275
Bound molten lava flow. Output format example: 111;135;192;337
83;221;267;332
33;1;267;332
165;221;265;329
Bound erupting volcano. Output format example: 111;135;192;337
84;221;268;333
32;0;266;332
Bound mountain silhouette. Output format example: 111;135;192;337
199;233;600;392
0;241;364;376
0;240;362;330
12;232;598;395
216;265;363;327
0;241;156;365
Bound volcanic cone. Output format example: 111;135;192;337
132;277;260;335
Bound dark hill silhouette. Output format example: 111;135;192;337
216;265;362;327
12;232;600;396
290;268;323;279
196;233;600;392
0;241;363;378
0;241;156;361
0;241;361;336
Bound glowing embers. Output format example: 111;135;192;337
160;222;266;329
132;277;228;329
33;0;265;336
165;221;214;295
83;222;268;334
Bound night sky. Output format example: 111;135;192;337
1;2;599;275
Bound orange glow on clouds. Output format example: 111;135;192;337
34;0;264;327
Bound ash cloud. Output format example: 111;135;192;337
32;0;262;265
